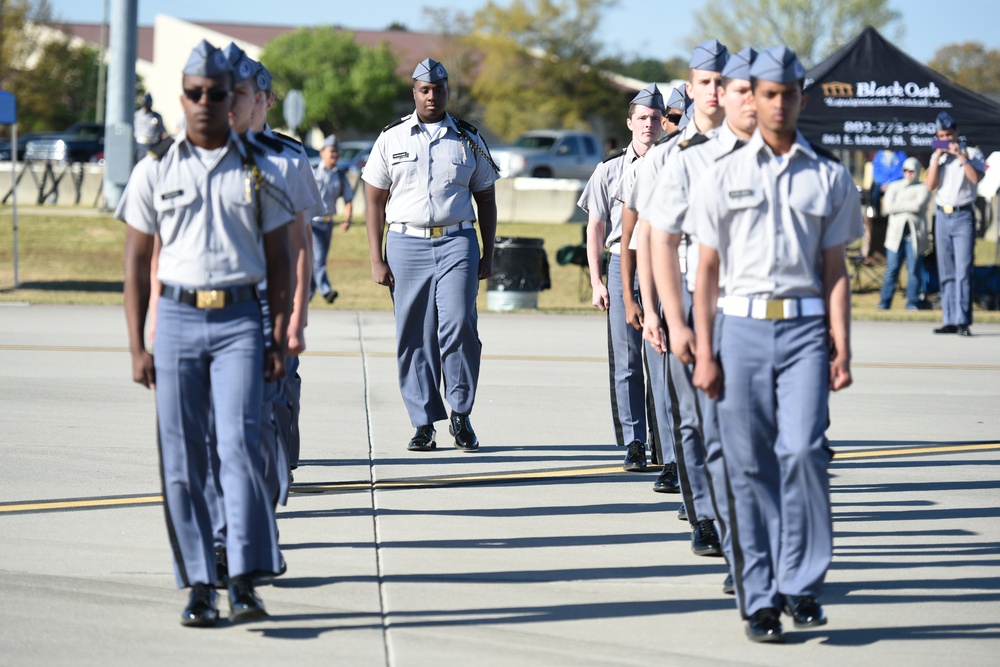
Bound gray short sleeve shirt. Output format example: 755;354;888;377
691;130;863;299
115;131;295;289
362;112;498;227
577;143;639;248
934;145;986;207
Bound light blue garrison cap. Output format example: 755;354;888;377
689;39;729;72
666;86;690;111
222;43;256;84
749;46;805;83
722;47;758;81
631;84;665;112
412;58;448;82
183;40;232;77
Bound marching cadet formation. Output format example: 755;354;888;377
121;35;864;644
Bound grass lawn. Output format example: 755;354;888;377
2;207;999;323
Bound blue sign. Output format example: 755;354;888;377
0;91;15;124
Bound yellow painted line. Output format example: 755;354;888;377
853;361;1000;371
0;495;163;513
833;442;1000;459
5;444;1000;516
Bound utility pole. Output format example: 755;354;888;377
95;0;109;123
102;0;137;210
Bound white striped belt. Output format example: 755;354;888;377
718;295;825;320
608;241;622;255
389;221;474;238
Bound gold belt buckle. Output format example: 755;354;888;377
765;300;784;320
942;205;955;214
196;290;225;309
429;226;445;238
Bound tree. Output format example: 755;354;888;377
10;37;101;131
446;0;624;142
0;0;53;89
929;42;1000;94
606;56;688;85
260;28;405;135
691;0;901;68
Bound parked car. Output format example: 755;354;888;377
490;130;602;179
338;140;374;174
23;122;105;163
0;132;61;161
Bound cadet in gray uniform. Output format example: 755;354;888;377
120;40;294;627
642;40;730;558
311;134;354;303
925;111;986;336
579;84;665;472
250;61;323;474
690;46;863;643
616;85;688;491
651;47;758;586
134;92;166;162
363;58;499;452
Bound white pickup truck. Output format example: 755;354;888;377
491;129;602;179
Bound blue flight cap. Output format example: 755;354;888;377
678;103;695;130
183;39;232;77
689;39;729;72
143;92;153;106
322;134;338;149
722;47;758;81
936;111;956;131
252;62;272;92
412;58;448;82
631;84;665;112
222;42;256;84
749;46;805;83
666;85;690;111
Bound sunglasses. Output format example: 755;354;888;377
666;112;683;124
182;87;231;103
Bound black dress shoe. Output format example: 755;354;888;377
723;573;734;595
958;325;972;337
691;519;723;557
746;607;784;643
323;289;339;304
449;412;479;451
622;440;647;472
407;424;437;451
783;595;827;627
677;503;687;522
228;574;268;623
181;583;218;627
213;546;228;588
934;324;958;334
653;462;680;493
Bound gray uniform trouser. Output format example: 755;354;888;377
154;297;281;588
606;252;649;447
643;332;676;466
386;227;481;426
717;314;833;619
935;207;975;326
666;288;715;523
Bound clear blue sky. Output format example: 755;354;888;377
46;0;1000;65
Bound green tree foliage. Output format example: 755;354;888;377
691;0;901;68
0;0;53;89
260;28;404;135
11;38;101;131
929;42;1000;94
458;0;624;142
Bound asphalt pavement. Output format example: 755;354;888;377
1;305;999;666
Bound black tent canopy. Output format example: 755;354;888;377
800;26;1000;155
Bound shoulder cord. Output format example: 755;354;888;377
240;136;296;231
454;123;500;174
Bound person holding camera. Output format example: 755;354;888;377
925;111;986;336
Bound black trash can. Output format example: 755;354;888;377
487;237;551;311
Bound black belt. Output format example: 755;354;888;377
938;203;974;213
160;283;258;309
